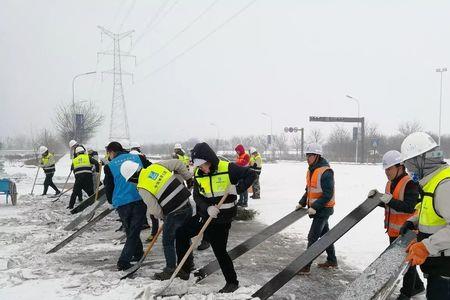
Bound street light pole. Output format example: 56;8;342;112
436;67;447;145
346;95;360;163
261;112;273;160
210;122;220;151
72;71;96;141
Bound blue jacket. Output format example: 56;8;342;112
104;152;143;208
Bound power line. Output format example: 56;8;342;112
136;0;258;83
137;0;221;66
133;0;170;46
117;0;137;32
111;0;128;30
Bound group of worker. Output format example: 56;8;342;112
295;132;449;300
36;131;449;299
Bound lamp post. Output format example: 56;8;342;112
261;112;273;160
346;95;360;163
210;122;220;151
72;71;96;141
436;67;447;145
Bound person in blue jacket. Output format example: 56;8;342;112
103;141;151;271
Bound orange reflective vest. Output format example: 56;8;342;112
306;166;335;208
384;175;415;237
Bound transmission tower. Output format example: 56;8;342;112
97;26;136;143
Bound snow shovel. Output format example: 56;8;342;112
155;191;230;297
52;170;72;202
121;225;163;280
30;166;40;195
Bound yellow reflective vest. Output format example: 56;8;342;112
72;154;92;175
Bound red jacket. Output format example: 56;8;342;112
235;144;250;167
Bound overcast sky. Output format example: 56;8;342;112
1;0;450;147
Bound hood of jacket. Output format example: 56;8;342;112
191;142;219;171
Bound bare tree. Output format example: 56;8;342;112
274;134;288;157
398;120;423;137
292;134;303;159
326;126;353;162
54;101;104;144
307;128;323;144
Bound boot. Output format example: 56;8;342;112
197;240;210;251
297;265;310;275
153;269;174;281
117;261;133;271
177;269;190;280
317;261;338;269
218;282;239;293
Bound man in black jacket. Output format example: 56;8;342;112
175;142;256;293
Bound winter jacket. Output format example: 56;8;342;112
235;144;250;167
192;142;256;223
104;151;151;208
40;152;56;174
299;157;334;218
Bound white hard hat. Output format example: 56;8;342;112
120;160;141;181
401;132;438;162
75;146;85;154
249;147;257;154
382;150;403;170
305;143;323;156
174;143;182;149
39;146;48;155
69;140;77;148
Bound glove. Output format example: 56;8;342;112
227;185;237;195
307;207;316;215
379;193;393;204
406;241;429;266
295;204;305;211
207;205;220;218
399;221;416;235
367;189;378;198
108;203;115;210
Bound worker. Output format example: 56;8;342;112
68;146;99;209
39;146;60;196
296;143;337;275
235;144;250;207
399;132;450;300
249;147;262;199
368;150;424;299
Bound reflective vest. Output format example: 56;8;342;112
177;154;190;167
306;166;335;208
137;163;191;215
72;154;92;175
417;166;450;275
384;175;414;237
194;160;237;212
250;154;262;174
41;152;55;174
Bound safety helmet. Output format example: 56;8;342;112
174;143;182;149
69;140;77;148
120;160;141;181
382;150;403;170
400;132;438;162
130;142;141;149
305;143;323;156
75;146;85;154
249;147;257;154
39;146;48;155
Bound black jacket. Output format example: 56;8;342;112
299;157;334;218
103;151;151;204
191;142;256;223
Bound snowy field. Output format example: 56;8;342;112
0;156;426;299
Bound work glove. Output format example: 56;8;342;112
367;189;378;198
207;205;220;218
379;193;393;204
295;204;305;211
405;241;429;266
307;207;316;216
227;185;237;195
399;221;416;235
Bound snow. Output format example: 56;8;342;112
0;157;427;299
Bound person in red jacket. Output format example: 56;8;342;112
235;144;250;207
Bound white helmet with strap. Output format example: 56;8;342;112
39;146;48;155
69;140;77;148
401;132;438;162
382;150;403;170
305;143;323;156
75;146;85;154
120;160;141;181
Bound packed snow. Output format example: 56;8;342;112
0;156;427;299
